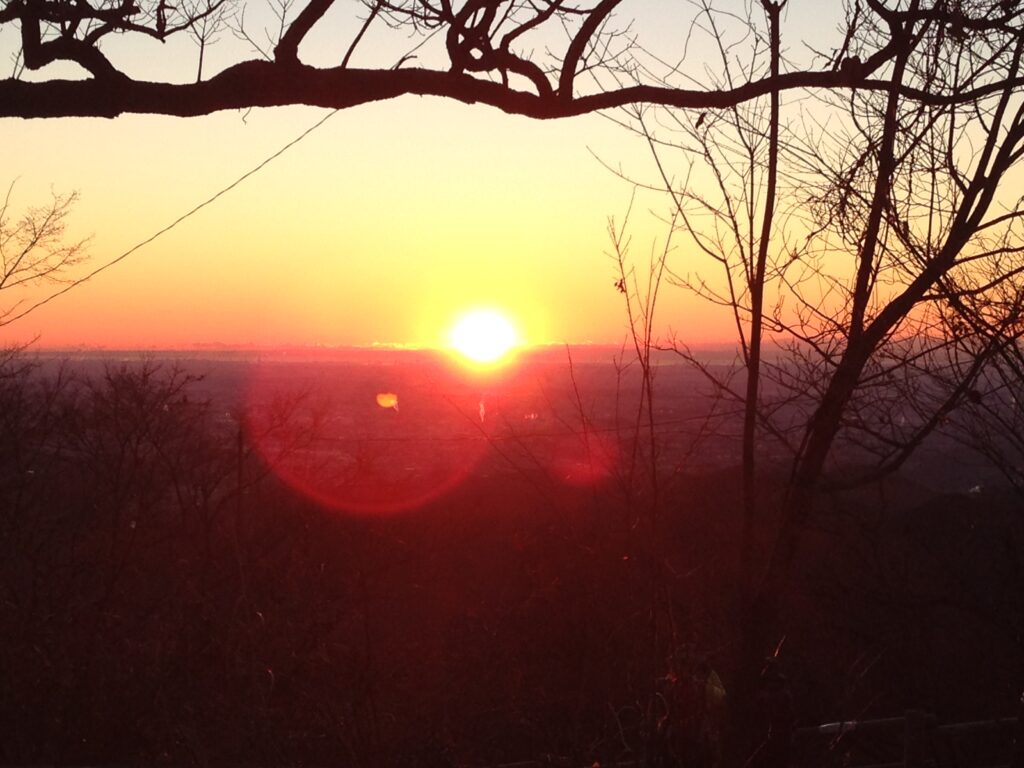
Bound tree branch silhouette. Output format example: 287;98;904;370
2;0;1021;118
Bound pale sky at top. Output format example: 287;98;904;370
0;2;843;350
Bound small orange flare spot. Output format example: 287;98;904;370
376;392;399;411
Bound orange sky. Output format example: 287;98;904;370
0;6;833;351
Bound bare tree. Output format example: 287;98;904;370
758;0;1024;655
0;184;88;327
618;0;1024;727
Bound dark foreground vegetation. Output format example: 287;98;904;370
0;354;1021;766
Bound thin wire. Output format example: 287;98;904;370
3;107;340;327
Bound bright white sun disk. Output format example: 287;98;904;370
449;310;518;364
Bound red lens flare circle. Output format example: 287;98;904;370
241;358;489;515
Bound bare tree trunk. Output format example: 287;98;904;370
733;37;908;756
739;0;782;617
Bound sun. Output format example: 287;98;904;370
448;309;520;366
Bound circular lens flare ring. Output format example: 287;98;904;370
449;309;519;365
242;363;489;516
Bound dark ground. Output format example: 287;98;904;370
1;348;1020;765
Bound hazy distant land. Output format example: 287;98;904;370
2;344;1020;765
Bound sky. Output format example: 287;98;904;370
0;3;833;351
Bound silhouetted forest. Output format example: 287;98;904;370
0;352;1021;766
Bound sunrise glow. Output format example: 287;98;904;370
448;309;520;366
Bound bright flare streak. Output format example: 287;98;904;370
449;309;519;365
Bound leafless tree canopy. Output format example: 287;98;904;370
0;185;88;326
1;0;1022;118
594;2;1024;700
616;0;1024;488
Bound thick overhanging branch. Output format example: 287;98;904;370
0;60;988;119
6;0;1018;120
